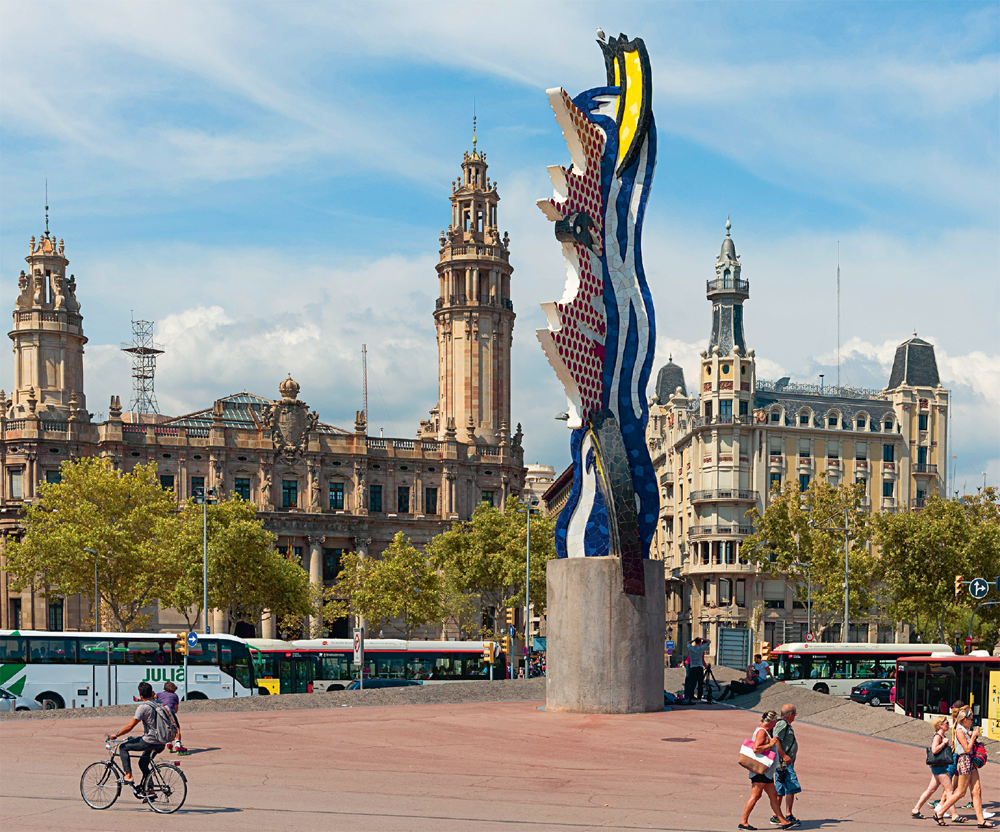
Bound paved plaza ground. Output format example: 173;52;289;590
3;694;997;831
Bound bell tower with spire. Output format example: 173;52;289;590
421;123;515;445
8;201;88;422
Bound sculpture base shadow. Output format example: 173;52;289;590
545;557;665;714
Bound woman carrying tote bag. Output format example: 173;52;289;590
910;716;954;819
738;710;798;830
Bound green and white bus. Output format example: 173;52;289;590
0;630;258;709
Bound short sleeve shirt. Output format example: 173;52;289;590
753;661;770;680
133;702;159;744
156;691;179;714
774;719;797;767
688;644;710;668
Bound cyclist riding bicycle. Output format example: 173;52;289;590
108;681;178;787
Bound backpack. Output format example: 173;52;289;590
146;700;178;745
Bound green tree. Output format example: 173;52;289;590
161;495;314;634
427;496;556;639
742;478;877;635
875;487;1000;644
3;458;179;631
324;533;444;638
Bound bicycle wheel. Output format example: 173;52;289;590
80;762;121;809
144;763;187;814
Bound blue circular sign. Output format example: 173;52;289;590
187;631;199;647
969;578;989;600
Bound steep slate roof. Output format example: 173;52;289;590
166;392;349;434
887;336;941;389
654;359;687;400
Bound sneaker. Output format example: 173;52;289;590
786;817;799;824
930;800;940;807
985;811;997;820
770;818;781;826
964;802;975;809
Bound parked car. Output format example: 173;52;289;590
346;678;422;690
0;685;42;712
850;679;894;707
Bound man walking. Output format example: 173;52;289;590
684;637;710;702
771;704;802;826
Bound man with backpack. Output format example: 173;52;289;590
108;681;178;785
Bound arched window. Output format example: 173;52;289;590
798;408;812;427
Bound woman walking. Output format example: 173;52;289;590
933;708;993;827
911;717;953;819
739;710;799;830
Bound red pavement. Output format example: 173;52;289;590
1;700;995;831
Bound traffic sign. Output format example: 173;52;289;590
805;632;814;642
969;578;990;600
665;640;675;651
187;631;198;647
508;625;515;638
965;636;974;646
353;628;364;664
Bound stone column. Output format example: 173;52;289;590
261;611;276;640
307;535;325;635
546;557;665;714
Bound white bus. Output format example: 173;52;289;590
0;630;258;709
769;642;951;696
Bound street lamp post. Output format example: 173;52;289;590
194;488;217;634
518;497;540;678
83;548;98;632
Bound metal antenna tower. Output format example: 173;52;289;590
121;317;164;415
362;343;368;422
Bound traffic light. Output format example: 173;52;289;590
175;633;188;657
956;575;964;598
505;608;516;627
501;635;512;656
482;642;494;663
760;641;771;663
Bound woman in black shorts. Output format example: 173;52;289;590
739;710;798;830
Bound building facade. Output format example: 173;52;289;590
646;221;949;662
1;144;526;637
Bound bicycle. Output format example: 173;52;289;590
80;737;187;814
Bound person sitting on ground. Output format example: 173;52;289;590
716;665;760;700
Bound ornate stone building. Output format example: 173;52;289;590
646;221;949;662
0;144;526;637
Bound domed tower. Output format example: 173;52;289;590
708;217;749;356
8;217;88;421
426;130;515;445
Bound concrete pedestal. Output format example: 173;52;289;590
546;557;665;714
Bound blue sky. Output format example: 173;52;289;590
2;0;998;490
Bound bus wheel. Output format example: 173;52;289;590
813;683;829;695
186;692;208;701
38;692;65;709
257;687;271;695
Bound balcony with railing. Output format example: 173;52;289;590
659;471;674;485
911;498;928;510
690;489;759;503
706;276;749;296
912;463;937;475
688;523;754;538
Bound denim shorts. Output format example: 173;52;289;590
930;765;951;777
775;764;802;796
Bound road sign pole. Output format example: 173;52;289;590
354;627;364;690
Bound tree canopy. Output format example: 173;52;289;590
741;478;877;634
4;458;179;630
427;496;556;639
324;532;443;638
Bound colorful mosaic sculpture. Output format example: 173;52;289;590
536;34;658;595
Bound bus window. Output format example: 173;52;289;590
406;656;435;680
854;659;877;679
0;636;25;662
829;659;848;679
376;656;405;679
810;659;830;679
187;641;219;666
79;639;128;664
125;640;173;665
27;638;77;663
317;654;352;681
777;657;807;680
220;642;254;689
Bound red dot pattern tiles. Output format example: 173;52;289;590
540;89;608;423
